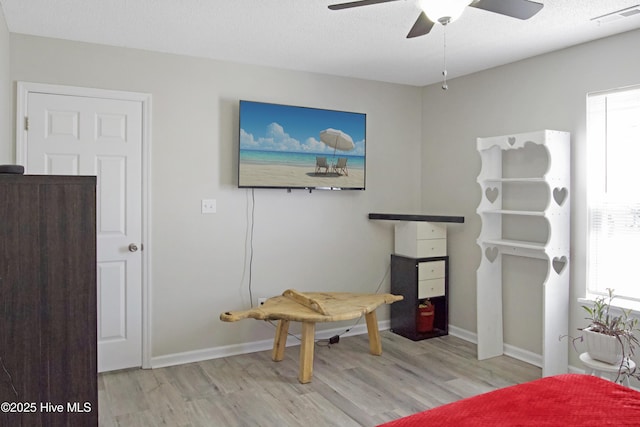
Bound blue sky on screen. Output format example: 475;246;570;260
240;101;366;155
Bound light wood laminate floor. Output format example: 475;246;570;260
98;331;541;426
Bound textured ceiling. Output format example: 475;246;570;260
1;0;640;86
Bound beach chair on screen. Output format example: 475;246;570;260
332;157;349;176
315;156;329;174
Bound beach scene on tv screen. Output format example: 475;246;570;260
239;101;366;189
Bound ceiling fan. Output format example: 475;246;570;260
328;0;544;38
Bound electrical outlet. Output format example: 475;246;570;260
258;298;267;306
201;199;216;214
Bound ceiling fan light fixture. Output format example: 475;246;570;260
419;0;472;25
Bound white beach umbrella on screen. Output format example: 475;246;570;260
319;128;355;157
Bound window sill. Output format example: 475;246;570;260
578;296;640;318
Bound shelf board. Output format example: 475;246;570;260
479;209;546;216
368;213;464;223
480;239;546;251
480;177;546;183
391;328;448;342
478;238;548;259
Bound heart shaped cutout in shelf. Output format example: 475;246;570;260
552;256;567;274
485;246;499;262
508;136;516;146
485;187;499;203
553;187;568;206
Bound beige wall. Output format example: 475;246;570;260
5;21;640;370
421;29;640;369
0;6;10;163
8;34;423;359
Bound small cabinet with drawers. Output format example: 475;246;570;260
418;260;446;299
394;221;447;259
390;254;449;341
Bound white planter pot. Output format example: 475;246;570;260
583;327;624;365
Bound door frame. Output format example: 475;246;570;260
16;81;153;369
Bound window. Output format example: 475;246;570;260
587;85;640;302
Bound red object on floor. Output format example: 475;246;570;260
416;303;434;333
378;374;640;426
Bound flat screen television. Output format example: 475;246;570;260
238;100;366;190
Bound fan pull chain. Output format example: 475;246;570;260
442;24;448;90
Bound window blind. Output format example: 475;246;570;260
588;201;640;300
587;85;640;301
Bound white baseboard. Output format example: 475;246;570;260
150;320;389;369
449;324;585;374
450;324;542;368
503;343;542;368
447;324;477;344
151;321;587;375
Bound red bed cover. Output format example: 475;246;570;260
378;374;640;426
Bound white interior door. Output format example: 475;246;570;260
21;88;145;372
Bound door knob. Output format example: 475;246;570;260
128;243;139;252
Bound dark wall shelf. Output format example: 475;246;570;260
373;213;460;342
368;213;464;223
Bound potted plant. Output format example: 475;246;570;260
580;288;640;381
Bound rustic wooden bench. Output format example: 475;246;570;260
220;289;403;383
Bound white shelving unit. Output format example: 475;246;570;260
476;129;570;377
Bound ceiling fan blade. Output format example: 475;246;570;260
469;0;543;20
328;0;401;11
406;12;435;38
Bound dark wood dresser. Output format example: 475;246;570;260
0;174;97;426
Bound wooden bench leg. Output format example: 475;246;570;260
365;311;382;356
272;319;290;362
299;322;315;384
